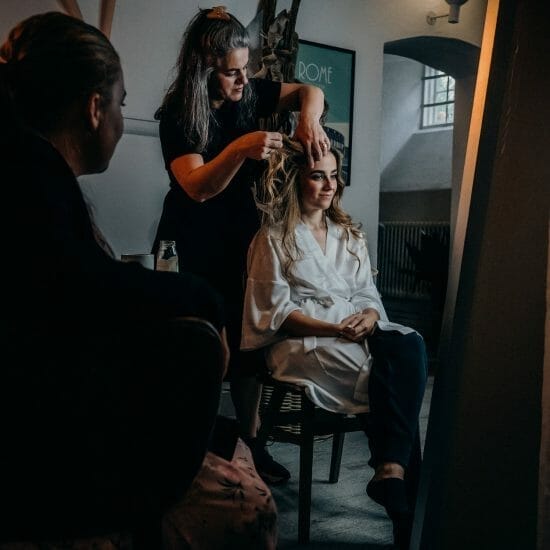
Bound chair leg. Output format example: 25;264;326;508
257;385;287;447
329;432;345;483
298;397;315;545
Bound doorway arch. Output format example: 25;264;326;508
378;36;480;369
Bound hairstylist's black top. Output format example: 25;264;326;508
154;78;281;302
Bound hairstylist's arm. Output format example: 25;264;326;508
170;131;283;202
278;82;329;167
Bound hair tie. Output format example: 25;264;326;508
207;6;230;21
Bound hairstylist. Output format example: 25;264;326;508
153;6;329;484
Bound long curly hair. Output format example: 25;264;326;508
256;136;363;283
155;7;255;152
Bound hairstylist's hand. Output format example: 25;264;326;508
338;309;380;342
294;115;331;168
235;131;283;161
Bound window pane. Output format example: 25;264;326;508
435;77;448;92
424;78;434;103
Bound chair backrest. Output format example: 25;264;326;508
260;381;305;438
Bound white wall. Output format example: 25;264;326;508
380;55;423;173
1;0;487;260
382;130;453;191
380;54;453;193
80;134;166;255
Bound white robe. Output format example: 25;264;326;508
241;219;415;414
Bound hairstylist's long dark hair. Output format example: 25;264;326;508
0;12;121;141
155;7;254;152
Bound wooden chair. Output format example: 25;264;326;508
256;372;366;544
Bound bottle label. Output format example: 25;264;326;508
156;257;179;272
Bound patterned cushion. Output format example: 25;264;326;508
1;439;277;550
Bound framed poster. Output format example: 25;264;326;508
295;40;355;185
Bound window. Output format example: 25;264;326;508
421;66;455;128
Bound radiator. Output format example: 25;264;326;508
376;221;450;299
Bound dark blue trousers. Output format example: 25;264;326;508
365;329;428;471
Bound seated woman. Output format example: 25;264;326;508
241;137;428;549
0;11;232;548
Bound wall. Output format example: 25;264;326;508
379;54;453;222
379;53;453;193
382;130;452;191
379;190;450;222
1;0;487;260
380;55;422;173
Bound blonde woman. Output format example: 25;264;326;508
242;138;428;549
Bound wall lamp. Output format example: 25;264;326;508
427;0;469;25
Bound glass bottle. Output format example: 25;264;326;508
156;240;179;272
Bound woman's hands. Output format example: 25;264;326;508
234;131;283;161
336;309;380;342
294;115;331;168
281;308;380;342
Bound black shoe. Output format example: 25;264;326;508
366;477;409;515
245;438;291;485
